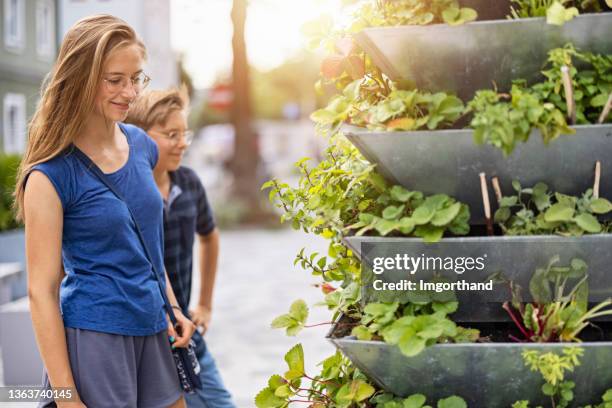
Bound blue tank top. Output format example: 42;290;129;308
30;123;167;336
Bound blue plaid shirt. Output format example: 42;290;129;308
163;166;216;314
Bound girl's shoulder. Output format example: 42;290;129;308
29;149;78;209
119;122;158;168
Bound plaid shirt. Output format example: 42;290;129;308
163;166;215;314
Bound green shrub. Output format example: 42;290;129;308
0;154;22;232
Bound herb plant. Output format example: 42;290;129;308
469;45;612;155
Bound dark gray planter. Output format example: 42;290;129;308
328;320;612;407
345;124;612;225
344;234;612;322
354;13;612;100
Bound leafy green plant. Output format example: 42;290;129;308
494;181;612;236
255;344;376;408
469;44;612;155
271;300;309;336
371;393;468;408
509;0;604;23
348;0;477;28
0;154;21;232
583;389;612;408
495;256;612;342
514;347;612;408
255;344;469;408
311;83;465;132
353;301;479;356
263;137;470;244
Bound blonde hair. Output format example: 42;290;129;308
125;86;190;131
14;14;145;221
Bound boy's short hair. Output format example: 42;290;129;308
127;85;189;130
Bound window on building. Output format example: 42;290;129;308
3;93;27;154
36;0;55;58
4;0;25;51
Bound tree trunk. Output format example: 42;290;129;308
229;0;264;219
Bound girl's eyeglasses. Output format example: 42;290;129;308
103;72;151;94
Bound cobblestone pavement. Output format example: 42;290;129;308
192;228;337;408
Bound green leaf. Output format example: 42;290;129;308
591;93;610;107
459;8;477;23
398;217;415;234
590;198;612;214
390;186;415;202
383;205;405;220
544;203;575;222
542;383;555;396
284;344;305;380
271;315;293;329
494;207;511;223
437;396;467;408
268;375;285;390
546;2;579;26
351;325;373;340
403;394;427;408
411;206;435;225
289;299;309;322
574;213;601;233
415;225;445;243
375;218;399;236
431;202;462;226
274;384;292;398
255;387;287;408
398;335;426;357
354;380;375;402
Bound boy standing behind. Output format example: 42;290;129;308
127;88;235;408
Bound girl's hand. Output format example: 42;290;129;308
167;310;196;348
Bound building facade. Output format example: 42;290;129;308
0;0;57;154
59;0;176;90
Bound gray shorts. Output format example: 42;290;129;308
38;327;182;408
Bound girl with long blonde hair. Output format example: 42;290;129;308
15;14;194;408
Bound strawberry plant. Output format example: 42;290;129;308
255;343;469;408
493;181;612;236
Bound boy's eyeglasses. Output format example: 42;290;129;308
103;72;151;94
158;130;194;146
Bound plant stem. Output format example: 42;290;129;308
503;302;532;340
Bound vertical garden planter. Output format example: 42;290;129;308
316;9;612;405
343;234;612;322
354;13;612;99
344;124;612;225
328;320;612;407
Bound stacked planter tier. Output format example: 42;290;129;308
345;124;612;225
343;235;612;322
328;323;612;407
329;11;612;406
355;14;612;100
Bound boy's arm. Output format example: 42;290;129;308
191;228;219;331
